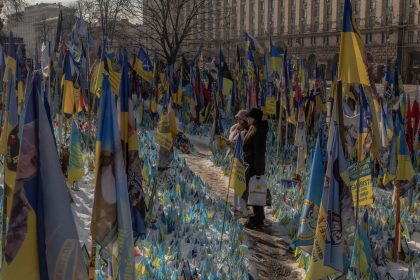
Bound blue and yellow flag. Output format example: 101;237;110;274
338;0;369;85
118;49;147;237
91;47;120;96
0;70;19;220
91;74;135;279
134;48;153;83
296;136;325;253
347;227;378;279
67;121;84;184
245;32;263;53
269;35;282;74
3;32;16;83
246;43;256;80
230;134;247;197
397;119;415;181
305;123;347;280
62;50;76;116
2;73;87;279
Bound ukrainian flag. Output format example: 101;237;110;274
92;74;135;279
397;119;415;181
246;42;256;80
305;123;347;280
119;49;147;237
118;49;130;162
3;32;16;83
296;136;325;253
347;227;378;279
218;49;233;97
91;47;120;97
67;120;84;184
0;70;18;220
358;90;370;161
269;36;282;74
338;0;369;85
62;50;76;116
134;48;153;83
2;73;87;279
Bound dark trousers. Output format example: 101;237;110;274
245;171;265;225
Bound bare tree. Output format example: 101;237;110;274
0;0;26;32
133;0;228;65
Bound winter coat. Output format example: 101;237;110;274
243;120;268;178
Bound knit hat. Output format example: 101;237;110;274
246;108;263;122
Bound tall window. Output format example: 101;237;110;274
369;0;376;9
409;12;415;24
408;31;414;43
313;21;319;32
386;0;393;8
315;5;319;17
417;31;420;43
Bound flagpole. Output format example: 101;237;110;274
393;179;401;262
219;154;235;250
276;96;283;159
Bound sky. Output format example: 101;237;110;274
27;0;74;5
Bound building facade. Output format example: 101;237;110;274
6;3;75;60
208;0;420;84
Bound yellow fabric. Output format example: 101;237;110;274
304;206;338;280
2;210;40;279
338;32;369;85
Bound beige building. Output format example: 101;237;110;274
204;0;420;84
6;3;75;59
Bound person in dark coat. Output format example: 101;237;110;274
242;108;268;227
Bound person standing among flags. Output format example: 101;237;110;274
243;108;268;228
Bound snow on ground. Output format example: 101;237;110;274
69;170;94;250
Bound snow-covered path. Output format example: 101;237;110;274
182;139;305;280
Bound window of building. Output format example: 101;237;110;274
354;0;360;13
280;0;284;8
409;12;415;24
291;0;295;7
315;5;319;17
369;15;376;27
418;12;420;24
408;31;414;43
313;21;319;32
417;31;420;43
324;36;329;46
386;0;393;8
301;38;304;46
382;32;385;44
370;0;376;9
326;4;332;16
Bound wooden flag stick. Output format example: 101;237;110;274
393;180;401;262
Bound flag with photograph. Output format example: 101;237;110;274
118;49;147;237
296;136;325;253
305;123;346;280
0;70;19;219
91;75;135;279
2;73;87;279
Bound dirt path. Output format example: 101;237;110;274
182;137;304;279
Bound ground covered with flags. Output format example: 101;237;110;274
2;0;420;279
